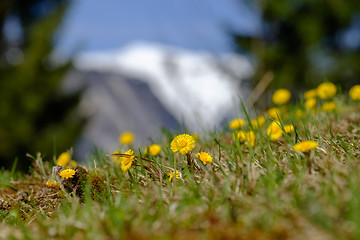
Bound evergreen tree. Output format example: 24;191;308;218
0;1;84;170
234;1;360;105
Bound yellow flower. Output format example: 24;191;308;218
284;125;294;133
251;116;265;129
267;107;281;120
59;169;76;179
293;140;318;152
192;134;200;141
197;152;213;165
349;85;360;101
46;178;60;189
119;132;135;145
171;134;195;154
168;170;180;182
303;89;317;99
272;89;291;105
295;109;306;119
234;130;256;147
321;101;336;112
70;160;77;167
112;150;122;164
267;121;283;141
229;118;246;130
317;82;337;99
121;149;135;172
148;144;161;156
305;98;317;109
56;152;70;167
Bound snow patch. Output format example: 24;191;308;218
75;41;253;131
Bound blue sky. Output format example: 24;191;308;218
58;0;261;54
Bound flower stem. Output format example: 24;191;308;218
305;152;312;174
186;152;193;171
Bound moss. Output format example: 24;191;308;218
88;171;108;201
61;166;108;202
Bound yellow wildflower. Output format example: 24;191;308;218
192;134;200;141
284;125;294;133
349;85;360;101
171;134;195;154
303;89;317;99
56;152;70;167
148;144;161;156
121;149;135;172
119;132;135;145
305;98;316;109
295;109;306;119
272;89;291;105
168;170;180;182
197;152;213;165
267;107;281;120
59;169;76;179
321;101;336;112
293;140;318;152
229;118;246;130
317;82;337;99
46;178;60;189
267;121;283;141
234;130;256;147
70;160;77;167
251;116;265;129
112;150;122;164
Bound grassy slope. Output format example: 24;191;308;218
0;94;360;240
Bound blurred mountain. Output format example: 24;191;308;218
66;42;253;156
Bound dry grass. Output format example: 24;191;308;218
1;95;360;239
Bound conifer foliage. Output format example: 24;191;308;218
234;1;360;91
0;0;84;170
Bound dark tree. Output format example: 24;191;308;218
0;0;84;170
234;0;360;105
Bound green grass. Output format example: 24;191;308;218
1;93;360;240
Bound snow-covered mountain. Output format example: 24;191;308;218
75;42;253;128
68;42;253;154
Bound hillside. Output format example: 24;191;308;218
0;83;360;239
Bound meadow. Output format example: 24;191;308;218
0;83;360;240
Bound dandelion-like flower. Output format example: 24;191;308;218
59;169;76;179
112;150;122;164
56;152;70;167
284;125;294;133
272;89;291;105
168;170;180;182
349;85;360;101
303;89;317;99
119;132;135;145
295;109;306;119
121;149;135;172
266;121;283;141
321;101;336;112
251;116;265;129
229;118;246;130
46;178;60;189
234;130;256;147
305;98;316;109
147;144;161;156
192;134;200;141
197;152;213;165
267;107;281;120
293;140;318;152
171;134;195;154
317;82;337;100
